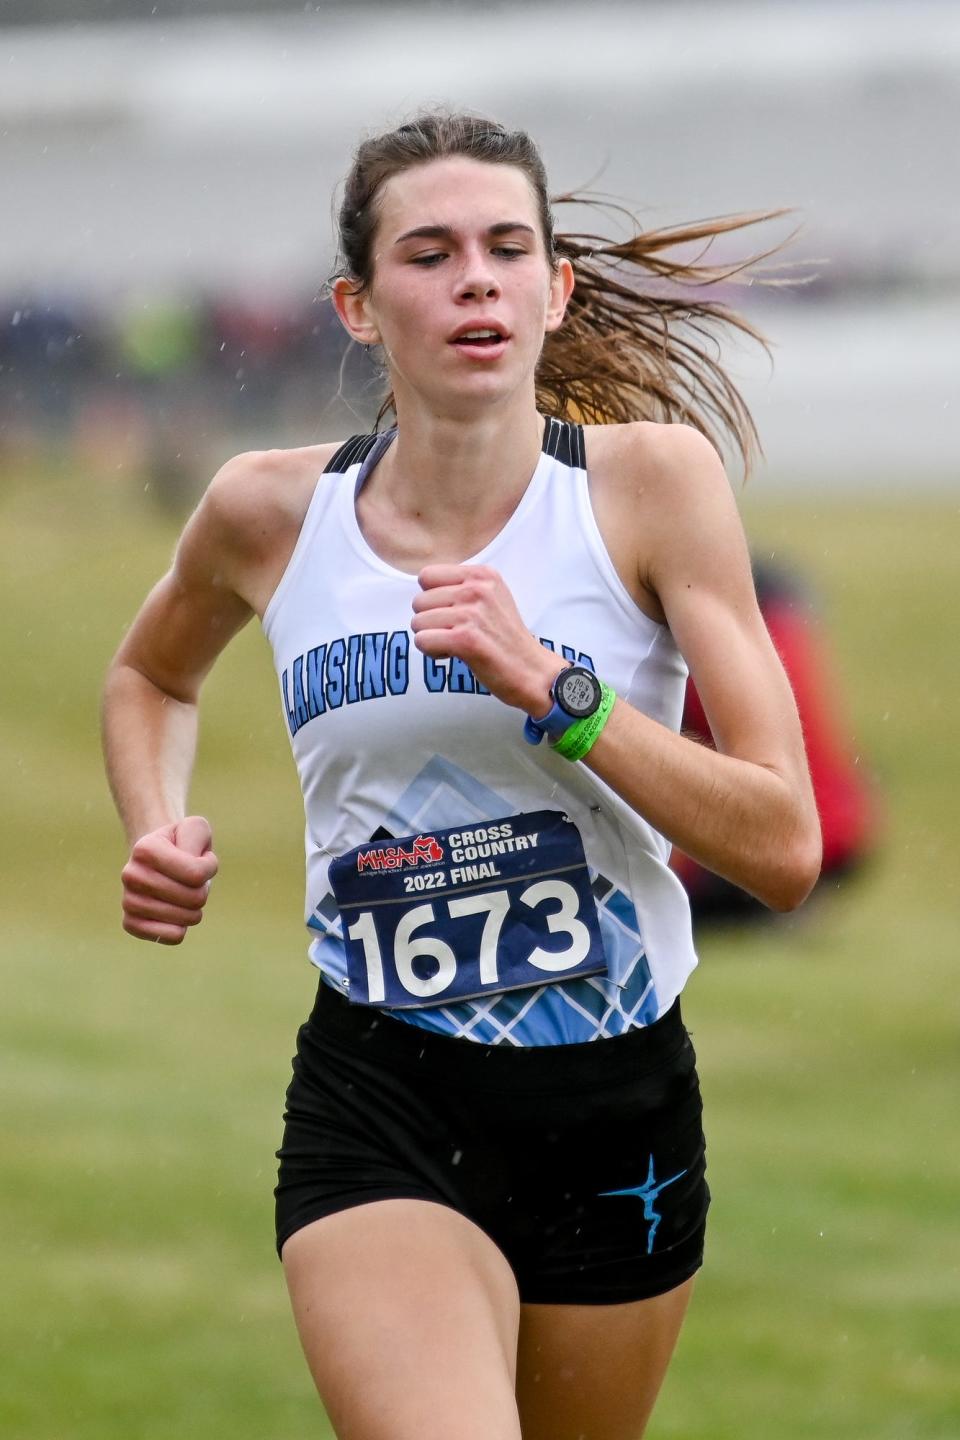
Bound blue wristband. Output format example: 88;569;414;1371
523;696;575;745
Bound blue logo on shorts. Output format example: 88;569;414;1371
599;1155;687;1254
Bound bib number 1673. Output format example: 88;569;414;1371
348;878;591;1004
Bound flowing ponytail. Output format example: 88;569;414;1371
334;111;794;475
542;203;792;473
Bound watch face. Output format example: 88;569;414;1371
556;667;601;718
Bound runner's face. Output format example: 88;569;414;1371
342;157;570;414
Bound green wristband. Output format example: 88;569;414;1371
551;683;617;762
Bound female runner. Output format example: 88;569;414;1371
102;112;821;1440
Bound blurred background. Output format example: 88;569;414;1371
3;2;958;1437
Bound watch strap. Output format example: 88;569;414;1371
523;695;576;744
523;664;580;745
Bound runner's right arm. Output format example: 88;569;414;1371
102;455;261;943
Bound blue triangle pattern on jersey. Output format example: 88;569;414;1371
308;755;659;1045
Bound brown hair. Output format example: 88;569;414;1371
333;110;792;475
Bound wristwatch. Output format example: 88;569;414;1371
523;665;603;745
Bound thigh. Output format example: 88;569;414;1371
515;1277;695;1440
282;1198;523;1440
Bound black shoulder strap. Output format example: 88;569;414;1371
323;433;380;474
541;417;586;469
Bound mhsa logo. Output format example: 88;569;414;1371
357;836;444;872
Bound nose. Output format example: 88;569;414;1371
455;246;501;303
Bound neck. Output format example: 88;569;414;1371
370;389;546;529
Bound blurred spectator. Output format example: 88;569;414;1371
671;557;882;923
115;295;202;379
0;286;362;505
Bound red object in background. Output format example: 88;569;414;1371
672;560;882;919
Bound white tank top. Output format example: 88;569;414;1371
261;418;698;1045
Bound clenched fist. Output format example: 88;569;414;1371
411;563;557;714
120;814;219;945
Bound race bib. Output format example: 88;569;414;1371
328;810;607;1008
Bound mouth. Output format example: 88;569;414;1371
448;324;511;357
451;324;509;345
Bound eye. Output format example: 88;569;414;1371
493;246;527;260
409;252;447;266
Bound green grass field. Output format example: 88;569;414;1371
2;464;958;1438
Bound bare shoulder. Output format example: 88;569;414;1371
584;420;729;508
184;441;343;614
202;441;342;549
582;421;737;621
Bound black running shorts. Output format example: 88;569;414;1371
275;978;709;1304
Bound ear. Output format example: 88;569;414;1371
544;257;575;334
331;276;382;346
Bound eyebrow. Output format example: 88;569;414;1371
393;221;537;246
